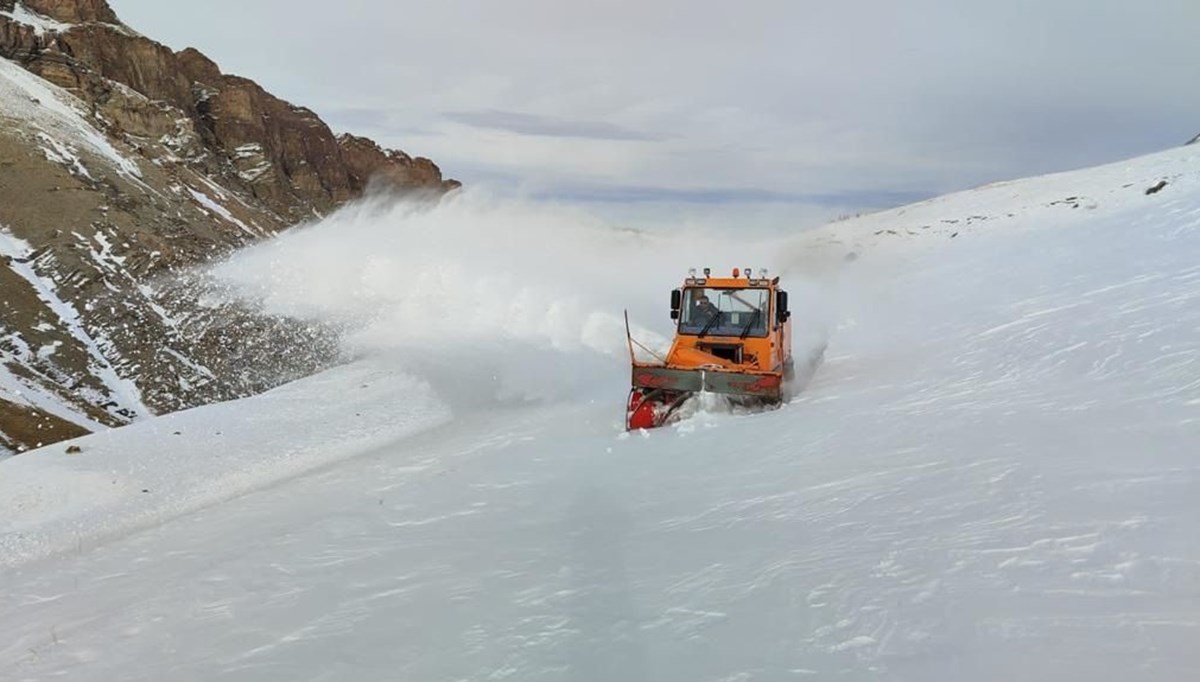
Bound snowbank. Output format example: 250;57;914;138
0;360;449;568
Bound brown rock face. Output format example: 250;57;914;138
200;75;357;212
176;47;220;88
339;133;461;194
21;0;118;23
55;25;194;106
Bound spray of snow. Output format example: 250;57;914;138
211;190;844;408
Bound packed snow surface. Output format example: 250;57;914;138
1;146;1198;680
0;362;448;568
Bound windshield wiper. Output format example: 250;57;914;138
739;308;762;339
697;310;721;338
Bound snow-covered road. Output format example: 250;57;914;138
2;147;1199;680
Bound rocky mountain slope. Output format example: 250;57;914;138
0;0;458;453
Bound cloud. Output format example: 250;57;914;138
442;109;661;141
535;184;927;209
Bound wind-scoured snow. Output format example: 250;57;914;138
0;228;151;420
0;145;1198;680
187;187;260;237
0;56;142;180
34;131;92;179
0;362;107;433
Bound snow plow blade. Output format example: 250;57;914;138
631;366;783;399
626;366;785;430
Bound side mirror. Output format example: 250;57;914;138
670;289;681;318
670;310;679;320
776;290;790;323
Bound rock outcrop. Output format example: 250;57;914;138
0;0;458;453
19;0;117;23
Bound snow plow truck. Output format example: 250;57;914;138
625;268;794;430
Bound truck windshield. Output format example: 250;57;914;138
679;287;769;337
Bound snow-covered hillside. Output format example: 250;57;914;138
0;56;143;181
1;145;1197;680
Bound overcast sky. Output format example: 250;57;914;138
112;0;1199;226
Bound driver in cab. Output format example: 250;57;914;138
690;294;719;323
